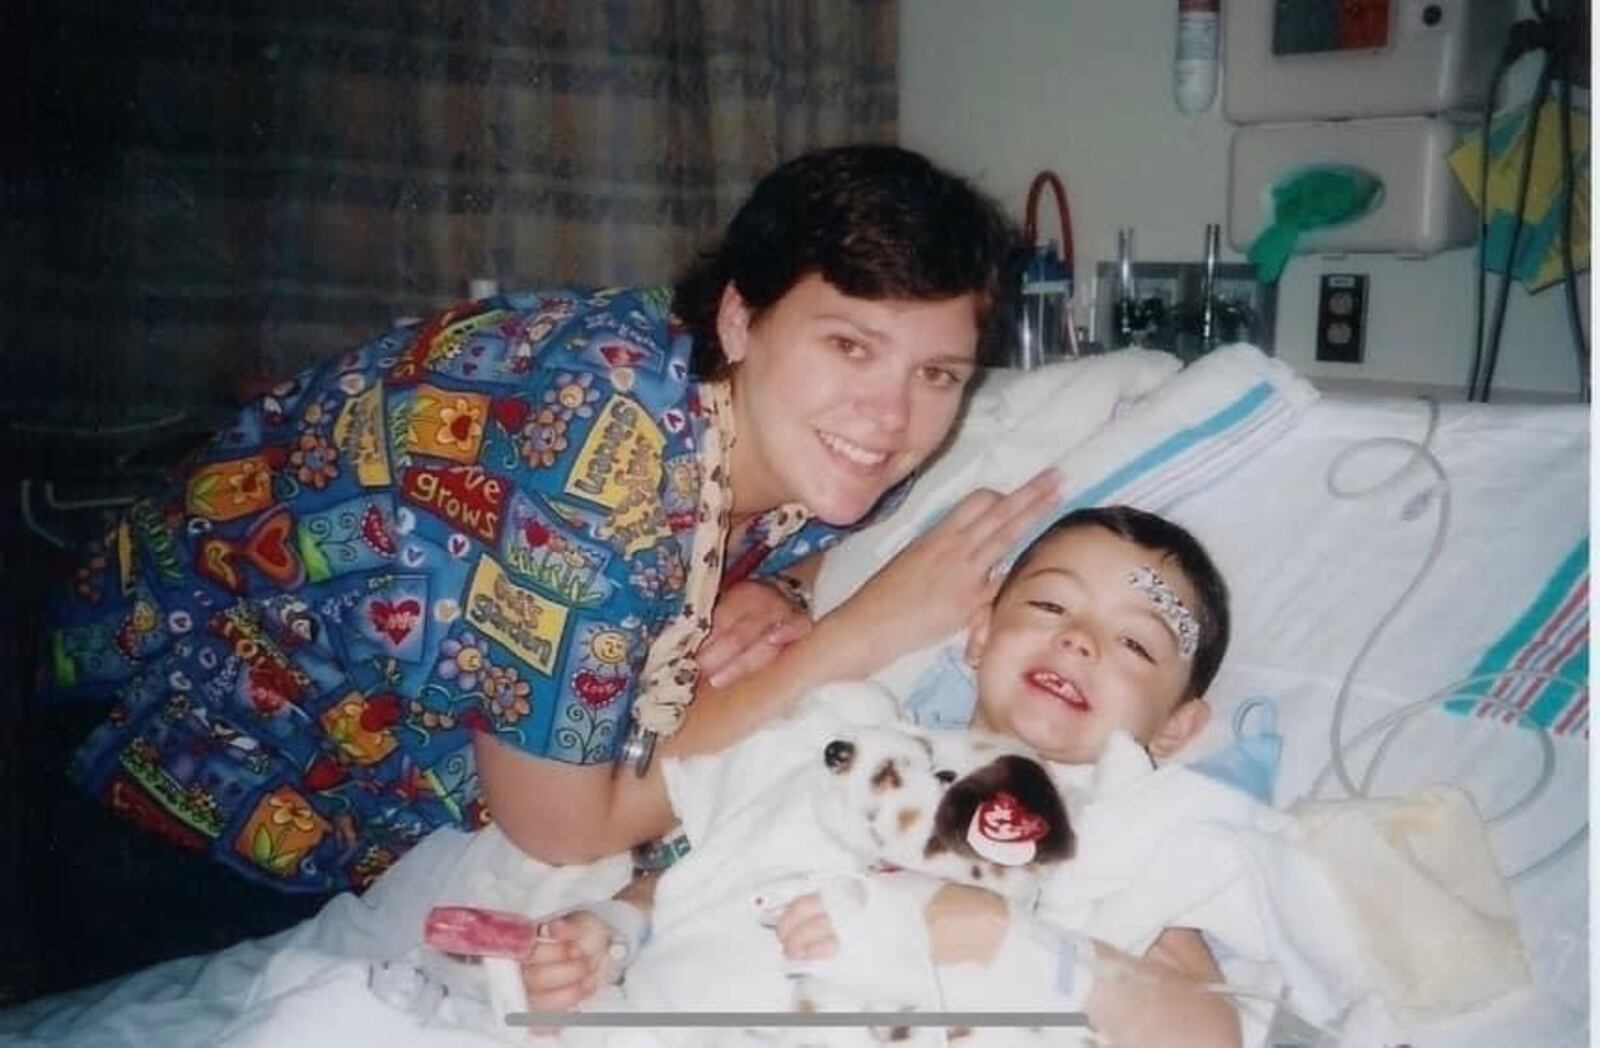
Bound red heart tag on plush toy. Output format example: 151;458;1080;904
967;791;1049;866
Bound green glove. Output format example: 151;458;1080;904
1248;166;1384;283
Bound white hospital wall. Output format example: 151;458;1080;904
899;0;1589;399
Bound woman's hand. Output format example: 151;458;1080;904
822;469;1063;674
519;912;614;1018
696;578;812;689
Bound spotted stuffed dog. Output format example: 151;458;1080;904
773;713;1086;1047
813;722;1077;900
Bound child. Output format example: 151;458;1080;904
963;503;1227;766
521;505;1242;1047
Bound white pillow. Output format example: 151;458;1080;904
816;344;1319;710
815;348;1181;615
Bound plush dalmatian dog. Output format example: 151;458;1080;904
812;719;1078;902
772;707;1092;1048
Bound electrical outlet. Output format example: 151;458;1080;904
1315;273;1367;363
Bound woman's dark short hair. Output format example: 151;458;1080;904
1001;506;1232;699
673;144;1021;377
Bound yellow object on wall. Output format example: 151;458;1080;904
1449;100;1590;293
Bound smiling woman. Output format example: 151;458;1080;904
715;275;981;525
39;145;1060;904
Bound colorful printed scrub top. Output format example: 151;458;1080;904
45;287;884;893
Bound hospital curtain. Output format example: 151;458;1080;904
6;0;898;417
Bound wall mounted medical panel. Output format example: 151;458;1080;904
1223;0;1516;124
1227;116;1478;257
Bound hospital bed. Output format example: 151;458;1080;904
0;345;1587;1048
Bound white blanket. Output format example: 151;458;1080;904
0;689;1359;1048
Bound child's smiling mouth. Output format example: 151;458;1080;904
1025;668;1091;711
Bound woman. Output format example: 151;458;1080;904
43;144;1060;892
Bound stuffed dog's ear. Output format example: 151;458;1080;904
926;755;1074;866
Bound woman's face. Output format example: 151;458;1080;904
718;273;981;525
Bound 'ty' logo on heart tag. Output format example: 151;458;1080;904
967;791;1049;866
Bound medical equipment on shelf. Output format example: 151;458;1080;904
1013;171;1078;369
1198;223;1222;350
1223;0;1515;124
1108;227;1143;349
1222;2;1520;275
1228;118;1477;260
1245;165;1385;282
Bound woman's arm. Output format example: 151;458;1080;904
478;473;1062;865
476;614;868;864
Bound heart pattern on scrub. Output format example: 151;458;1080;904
351;577;430;662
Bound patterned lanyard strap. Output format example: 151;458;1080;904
620;376;808;774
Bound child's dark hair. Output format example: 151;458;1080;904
1001;506;1231;698
673;144;1021;377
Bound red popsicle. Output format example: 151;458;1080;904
424;905;541;959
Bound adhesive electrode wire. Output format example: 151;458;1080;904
1313;399;1587;883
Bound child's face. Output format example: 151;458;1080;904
965;525;1209;764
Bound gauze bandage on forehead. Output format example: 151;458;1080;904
1126;566;1199;660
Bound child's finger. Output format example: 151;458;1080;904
534;915;579;941
773;893;827;937
525;937;584;967
534;912;608;955
780;917;839;961
527;977;595;1012
522;954;597;993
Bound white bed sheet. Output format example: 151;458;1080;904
1173;393;1589;1043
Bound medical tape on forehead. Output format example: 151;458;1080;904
1126;566;1199;660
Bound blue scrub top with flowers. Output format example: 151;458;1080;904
44;287;885;892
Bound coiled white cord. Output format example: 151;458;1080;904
1307;398;1587;883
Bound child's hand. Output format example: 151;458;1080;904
773;892;839;962
520;912;615;1014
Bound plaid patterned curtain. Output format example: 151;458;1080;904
6;1;896;418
